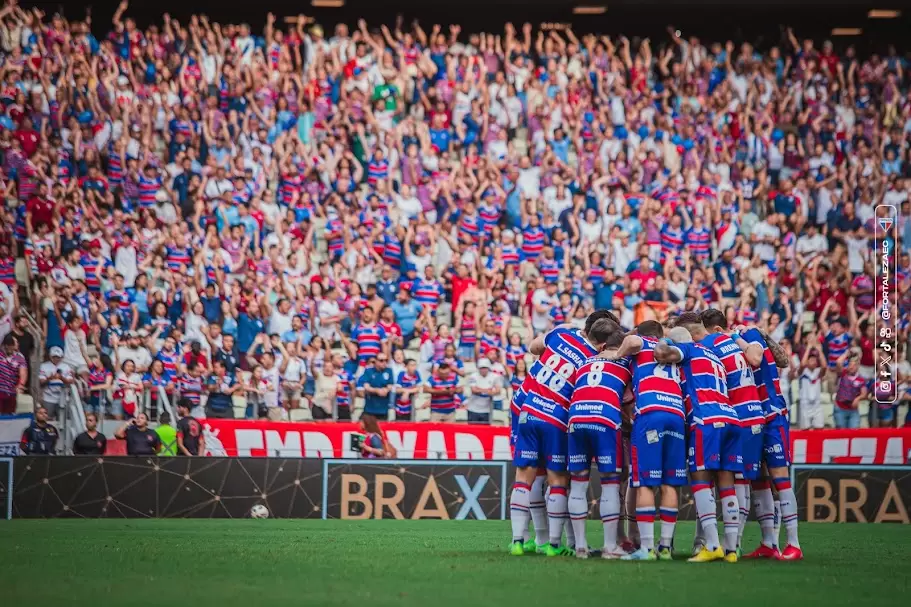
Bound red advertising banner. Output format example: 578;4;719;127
102;420;911;464
199;420;514;460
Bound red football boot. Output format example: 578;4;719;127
778;545;804;561
743;544;781;559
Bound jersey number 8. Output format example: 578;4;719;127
587;361;605;386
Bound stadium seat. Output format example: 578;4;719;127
290;407;312;422
16;394;34;414
491;409;509;426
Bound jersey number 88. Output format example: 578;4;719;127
536;356;574;392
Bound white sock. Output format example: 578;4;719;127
510;481;531;542
529;475;548;545
568;477;589;552
692;483;720;551
600;478;621;551
773;499;782;547
735;481;750;548
775;478;800;548
752;483;776;548
659;507;677;550
719;486;740;553
547;486;568;546
636;507;656;551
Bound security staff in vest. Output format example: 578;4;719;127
356;354;394;422
114;412;162;455
20;406;58;455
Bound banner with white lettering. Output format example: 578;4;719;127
197;420;514;460
102;421;911;465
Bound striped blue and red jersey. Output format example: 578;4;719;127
675;342;737;426
478;203;501;235
629;337;685;419
177;373;205;406
137;173;161;208
394;371;421;416
106;288;131;312
479;333;502;355
568;356;632;430
700;333;763;426
742;328;787;420
521;327;598;430
278;173;303;205
685;227;711;262
538;258;561;283
521;226;545;261
165;245;192;271
0;256;16;287
107;150;124;186
335;370;353;408
88;365;109;389
458;212;481;243
501;245;521;266
588;264;606;286
411;279;443;312
428;373;460;413
505;344;527;372
695;185;717;203
549;305;568;325
659;225;685;258
382;233;402;268
458;317;478;347
366;158;389;186
371;236;385;260
156;348;181;377
351;323;387;366
79;176;109;196
823;331;851;368
80;254;110;293
325;217;345;256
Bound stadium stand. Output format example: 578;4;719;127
0;1;908;453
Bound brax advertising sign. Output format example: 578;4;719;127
322;460;507;520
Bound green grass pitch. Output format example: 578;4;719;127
2;520;908;606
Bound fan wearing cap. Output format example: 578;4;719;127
38;346;75;420
463;358;502;424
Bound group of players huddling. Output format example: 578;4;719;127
508;309;802;563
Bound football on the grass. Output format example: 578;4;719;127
250;504;270;519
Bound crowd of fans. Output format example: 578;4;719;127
0;1;909;439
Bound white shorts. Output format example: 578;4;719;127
799;401;825;429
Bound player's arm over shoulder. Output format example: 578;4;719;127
756;328;790;368
529;324;574;356
654;340;685;364
602;334;643;360
734;336;764;367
